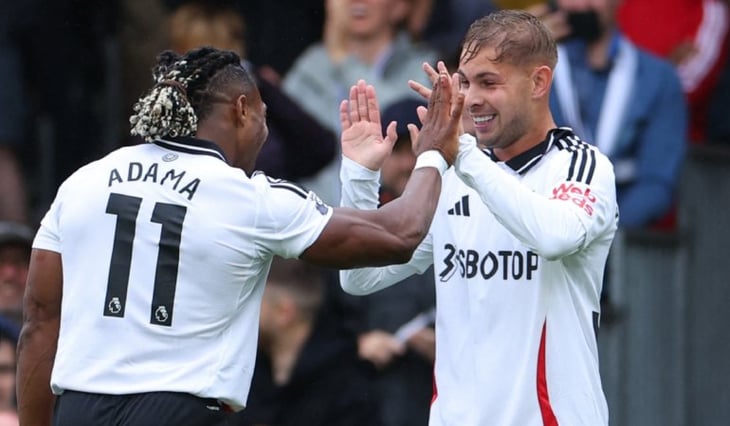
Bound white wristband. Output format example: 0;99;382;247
414;150;448;175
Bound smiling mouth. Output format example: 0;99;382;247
473;115;495;125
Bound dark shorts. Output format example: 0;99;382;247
53;390;231;426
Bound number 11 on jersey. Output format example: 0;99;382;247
103;192;187;327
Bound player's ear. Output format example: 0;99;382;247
530;65;552;100
234;94;248;128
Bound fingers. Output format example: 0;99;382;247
436;61;449;75
426;72;450;118
348;84;360;123
416;105;427;125
347;80;381;125
450;72;465;120
385;121;398;146
422;61;439;85
366;84;382;125
339;99;352;130
407;123;419;148
357;80;369;123
408;80;432;101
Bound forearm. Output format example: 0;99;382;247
339;155;381;210
340;260;428;295
338;156;433;293
17;320;58;426
339;154;440;251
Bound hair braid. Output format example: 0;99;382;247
130;47;243;142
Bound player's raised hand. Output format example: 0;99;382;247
408;61;464;144
408;61;449;103
340;80;398;171
411;70;464;166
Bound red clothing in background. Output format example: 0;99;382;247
619;0;730;143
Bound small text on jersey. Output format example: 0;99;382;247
108;161;201;200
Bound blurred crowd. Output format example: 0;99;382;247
1;0;729;424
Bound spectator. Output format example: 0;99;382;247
529;0;688;230
617;0;730;144
233;257;381;426
0;327;17;411
354;98;436;426
0;3;33;223
0;50;28;223
166;0;338;182
164;0;326;78
0;222;33;326
282;0;438;204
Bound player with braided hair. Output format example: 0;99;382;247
17;46;465;426
130;48;247;141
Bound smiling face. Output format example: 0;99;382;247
457;10;558;158
458;44;536;152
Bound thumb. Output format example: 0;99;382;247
385;121;398;147
416;105;428;124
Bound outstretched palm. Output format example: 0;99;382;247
340;80;397;171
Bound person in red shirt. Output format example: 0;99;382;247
618;0;730;143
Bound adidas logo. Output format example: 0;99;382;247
447;195;470;217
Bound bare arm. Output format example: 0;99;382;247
17;249;62;426
301;75;463;268
301;168;441;269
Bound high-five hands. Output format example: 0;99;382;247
411;66;464;166
340;69;463;171
340;80;398;171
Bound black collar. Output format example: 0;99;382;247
483;128;573;175
153;136;228;163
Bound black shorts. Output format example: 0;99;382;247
53;390;232;426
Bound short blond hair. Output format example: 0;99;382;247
460;9;558;70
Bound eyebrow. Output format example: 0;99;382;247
457;70;501;80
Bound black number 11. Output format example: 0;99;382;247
103;193;187;326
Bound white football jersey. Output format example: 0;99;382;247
33;137;332;410
341;128;617;425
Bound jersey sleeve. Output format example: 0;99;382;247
454;134;618;261
32;182;68;253
338;156;433;295
253;176;334;259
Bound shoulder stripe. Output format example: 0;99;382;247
585;149;596;185
267;178;309;198
575;146;589;182
567;149;578;181
550;129;601;184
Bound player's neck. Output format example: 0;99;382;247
196;121;236;166
492;115;556;162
